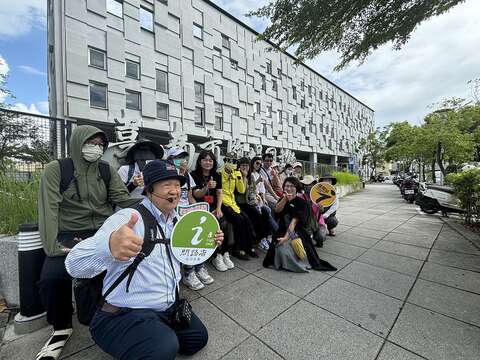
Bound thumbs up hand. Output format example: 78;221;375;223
109;212;144;261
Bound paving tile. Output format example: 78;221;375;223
232;256;264;274
382;232;435;249
333;233;380;248
180;297;250;360
373;241;429;260
389;303;480;360
428;249;480;272
220;336;282;360
335;261;415;300
315;252;351;274
419;261;480;294
306;277;402;337
321;241;367;259
357;249;423;277
257;300;383;360
407;279;480;327
62;346;111;359
357;221;403;232
255;267;331;297
197;266;249;296
344;227;389;240
205;275;298;332
334;224;352;234
376;342;425;360
433;237;480;255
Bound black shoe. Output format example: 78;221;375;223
248;249;259;258
315;241;324;248
233;251;250;261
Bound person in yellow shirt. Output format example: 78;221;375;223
220;152;257;260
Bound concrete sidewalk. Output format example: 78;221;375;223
1;184;480;359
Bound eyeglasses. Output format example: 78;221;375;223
254;162;262;166
86;139;105;146
224;158;237;164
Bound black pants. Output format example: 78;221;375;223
91;305;208;360
38;256;73;330
221;205;253;252
239;203;266;242
325;212;338;231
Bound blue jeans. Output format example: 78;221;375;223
90;304;208;360
183;263;205;275
261;205;279;234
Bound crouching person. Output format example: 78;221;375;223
65;160;224;360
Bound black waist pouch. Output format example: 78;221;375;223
171;299;192;330
58;229;97;249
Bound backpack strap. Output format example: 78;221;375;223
98;160;112;194
58;158;75;194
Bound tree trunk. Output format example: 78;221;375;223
422;163;426;182
436;142;447;177
431;156;436;183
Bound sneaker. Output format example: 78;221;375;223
223;252;235;269
212;254;228;272
248;248;259;258
182;271;205;290
233;250;250;261
36;328;73;360
259;238;269;251
196;267;214;285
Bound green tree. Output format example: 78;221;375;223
359;129;386;177
249;0;465;69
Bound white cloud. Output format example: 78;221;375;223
36;100;49;114
12;101;48;115
18;65;46;76
0;0;46;38
0;54;10;103
213;0;480;128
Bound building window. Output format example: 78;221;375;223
255;102;260;114
260;74;266;91
230;59;238;69
222;34;230;49
194;82;204;103
158;0;168;4
272;80;278;92
107;0;123;17
157;102;169;120
194;107;204;127
301;127;306;135
193;23;203;40
89;82;107;108
156;70;168;93
88;47;106;69
261;123;267;135
232;107;239;117
140;7;153;32
125;59;140;79
126;90;141;110
215;102;223;131
276;110;281;124
292;86;297;100
293;114;298;124
301;98;305;109
301;80;305;91
267;105;272;118
308;85;312;96
277;68;282;78
266;60;272;74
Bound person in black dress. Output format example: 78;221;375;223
263;176;336;272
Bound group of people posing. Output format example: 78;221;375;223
35;125;338;360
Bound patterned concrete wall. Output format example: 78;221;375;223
49;0;374;161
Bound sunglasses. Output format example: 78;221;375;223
224;158;237;164
254;162;262;166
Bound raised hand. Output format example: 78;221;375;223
109;213;144;261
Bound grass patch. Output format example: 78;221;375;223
0;174;40;235
331;171;361;186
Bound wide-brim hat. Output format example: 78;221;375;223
125;139;164;163
166;147;189;158
224;151;238;160
319;174;337;185
142;159;186;194
300;175;317;185
293;161;302;168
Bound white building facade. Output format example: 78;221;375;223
47;0;374;166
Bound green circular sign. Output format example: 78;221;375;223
170;210;220;265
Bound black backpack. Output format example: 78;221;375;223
73;203;177;326
58;158;111;196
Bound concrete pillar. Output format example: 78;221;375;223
309;152;318;175
330;155;337;168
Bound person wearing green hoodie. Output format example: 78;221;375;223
36;125;140;360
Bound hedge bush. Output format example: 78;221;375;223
331;171;361;186
446;168;480;224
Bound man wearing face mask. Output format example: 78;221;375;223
118;139;164;198
36;125;140;360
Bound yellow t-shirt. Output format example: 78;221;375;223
220;169;245;213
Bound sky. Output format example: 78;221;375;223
0;0;479;127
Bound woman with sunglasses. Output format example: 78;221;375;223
190;150;235;273
263;177;336;272
220;152;256;260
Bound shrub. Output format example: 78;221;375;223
331;171;361;185
0;174;40;235
446;169;480;224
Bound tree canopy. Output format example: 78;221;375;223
249;0;465;69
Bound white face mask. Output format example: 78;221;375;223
82;144;104;162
